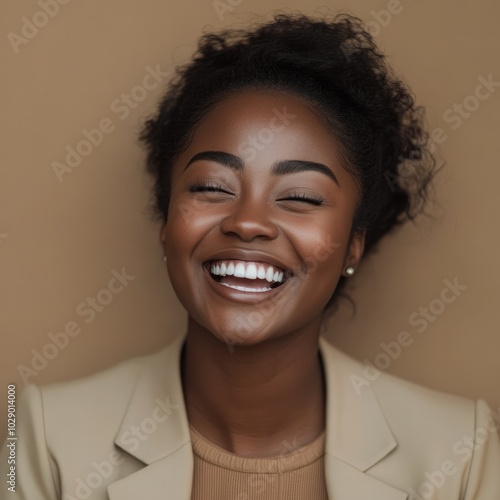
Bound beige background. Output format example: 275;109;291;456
1;0;499;441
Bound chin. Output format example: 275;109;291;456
191;311;279;349
211;320;272;348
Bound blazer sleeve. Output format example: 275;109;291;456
0;384;60;499
463;399;500;499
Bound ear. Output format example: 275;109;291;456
342;229;365;274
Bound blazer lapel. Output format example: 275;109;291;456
108;443;193;499
108;334;408;499
319;336;408;499
325;455;408;499
108;333;193;500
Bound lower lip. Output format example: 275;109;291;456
202;265;291;304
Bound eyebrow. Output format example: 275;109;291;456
185;151;244;171
272;159;340;187
184;151;340;187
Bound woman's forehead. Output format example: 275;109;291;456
176;89;346;168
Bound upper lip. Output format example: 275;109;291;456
203;248;294;276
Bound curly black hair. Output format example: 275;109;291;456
140;11;437;310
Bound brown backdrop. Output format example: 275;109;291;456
1;0;499;441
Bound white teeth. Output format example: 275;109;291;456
245;263;257;279
265;267;275;282
234;262;246;278
209;260;287;284
220;282;272;293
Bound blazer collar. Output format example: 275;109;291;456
318;336;407;499
108;333;407;499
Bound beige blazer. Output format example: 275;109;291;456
2;333;499;499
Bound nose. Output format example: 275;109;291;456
219;196;279;242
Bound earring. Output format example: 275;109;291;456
162;255;167;263
345;266;355;276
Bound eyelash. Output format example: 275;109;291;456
187;183;324;206
187;182;231;193
284;192;324;206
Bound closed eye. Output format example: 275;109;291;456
187;182;233;194
278;193;324;206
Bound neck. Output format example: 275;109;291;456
181;317;326;457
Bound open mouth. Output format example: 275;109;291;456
203;259;292;293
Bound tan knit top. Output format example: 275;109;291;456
189;423;328;499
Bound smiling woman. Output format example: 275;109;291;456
160;89;362;351
4;11;500;500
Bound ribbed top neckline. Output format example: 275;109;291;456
189;424;326;473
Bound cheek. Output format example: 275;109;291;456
165;193;205;247
287;214;350;271
163;213;204;314
168;189;224;239
162;204;195;277
162;198;220;291
285;216;351;308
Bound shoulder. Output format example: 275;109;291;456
22;337;182;446
320;338;500;498
9;338;183;499
369;365;500;498
320;336;474;419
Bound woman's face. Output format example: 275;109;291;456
161;90;364;346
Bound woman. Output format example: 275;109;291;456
4;12;500;500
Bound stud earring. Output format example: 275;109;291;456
345;266;355;276
162;255;167;263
